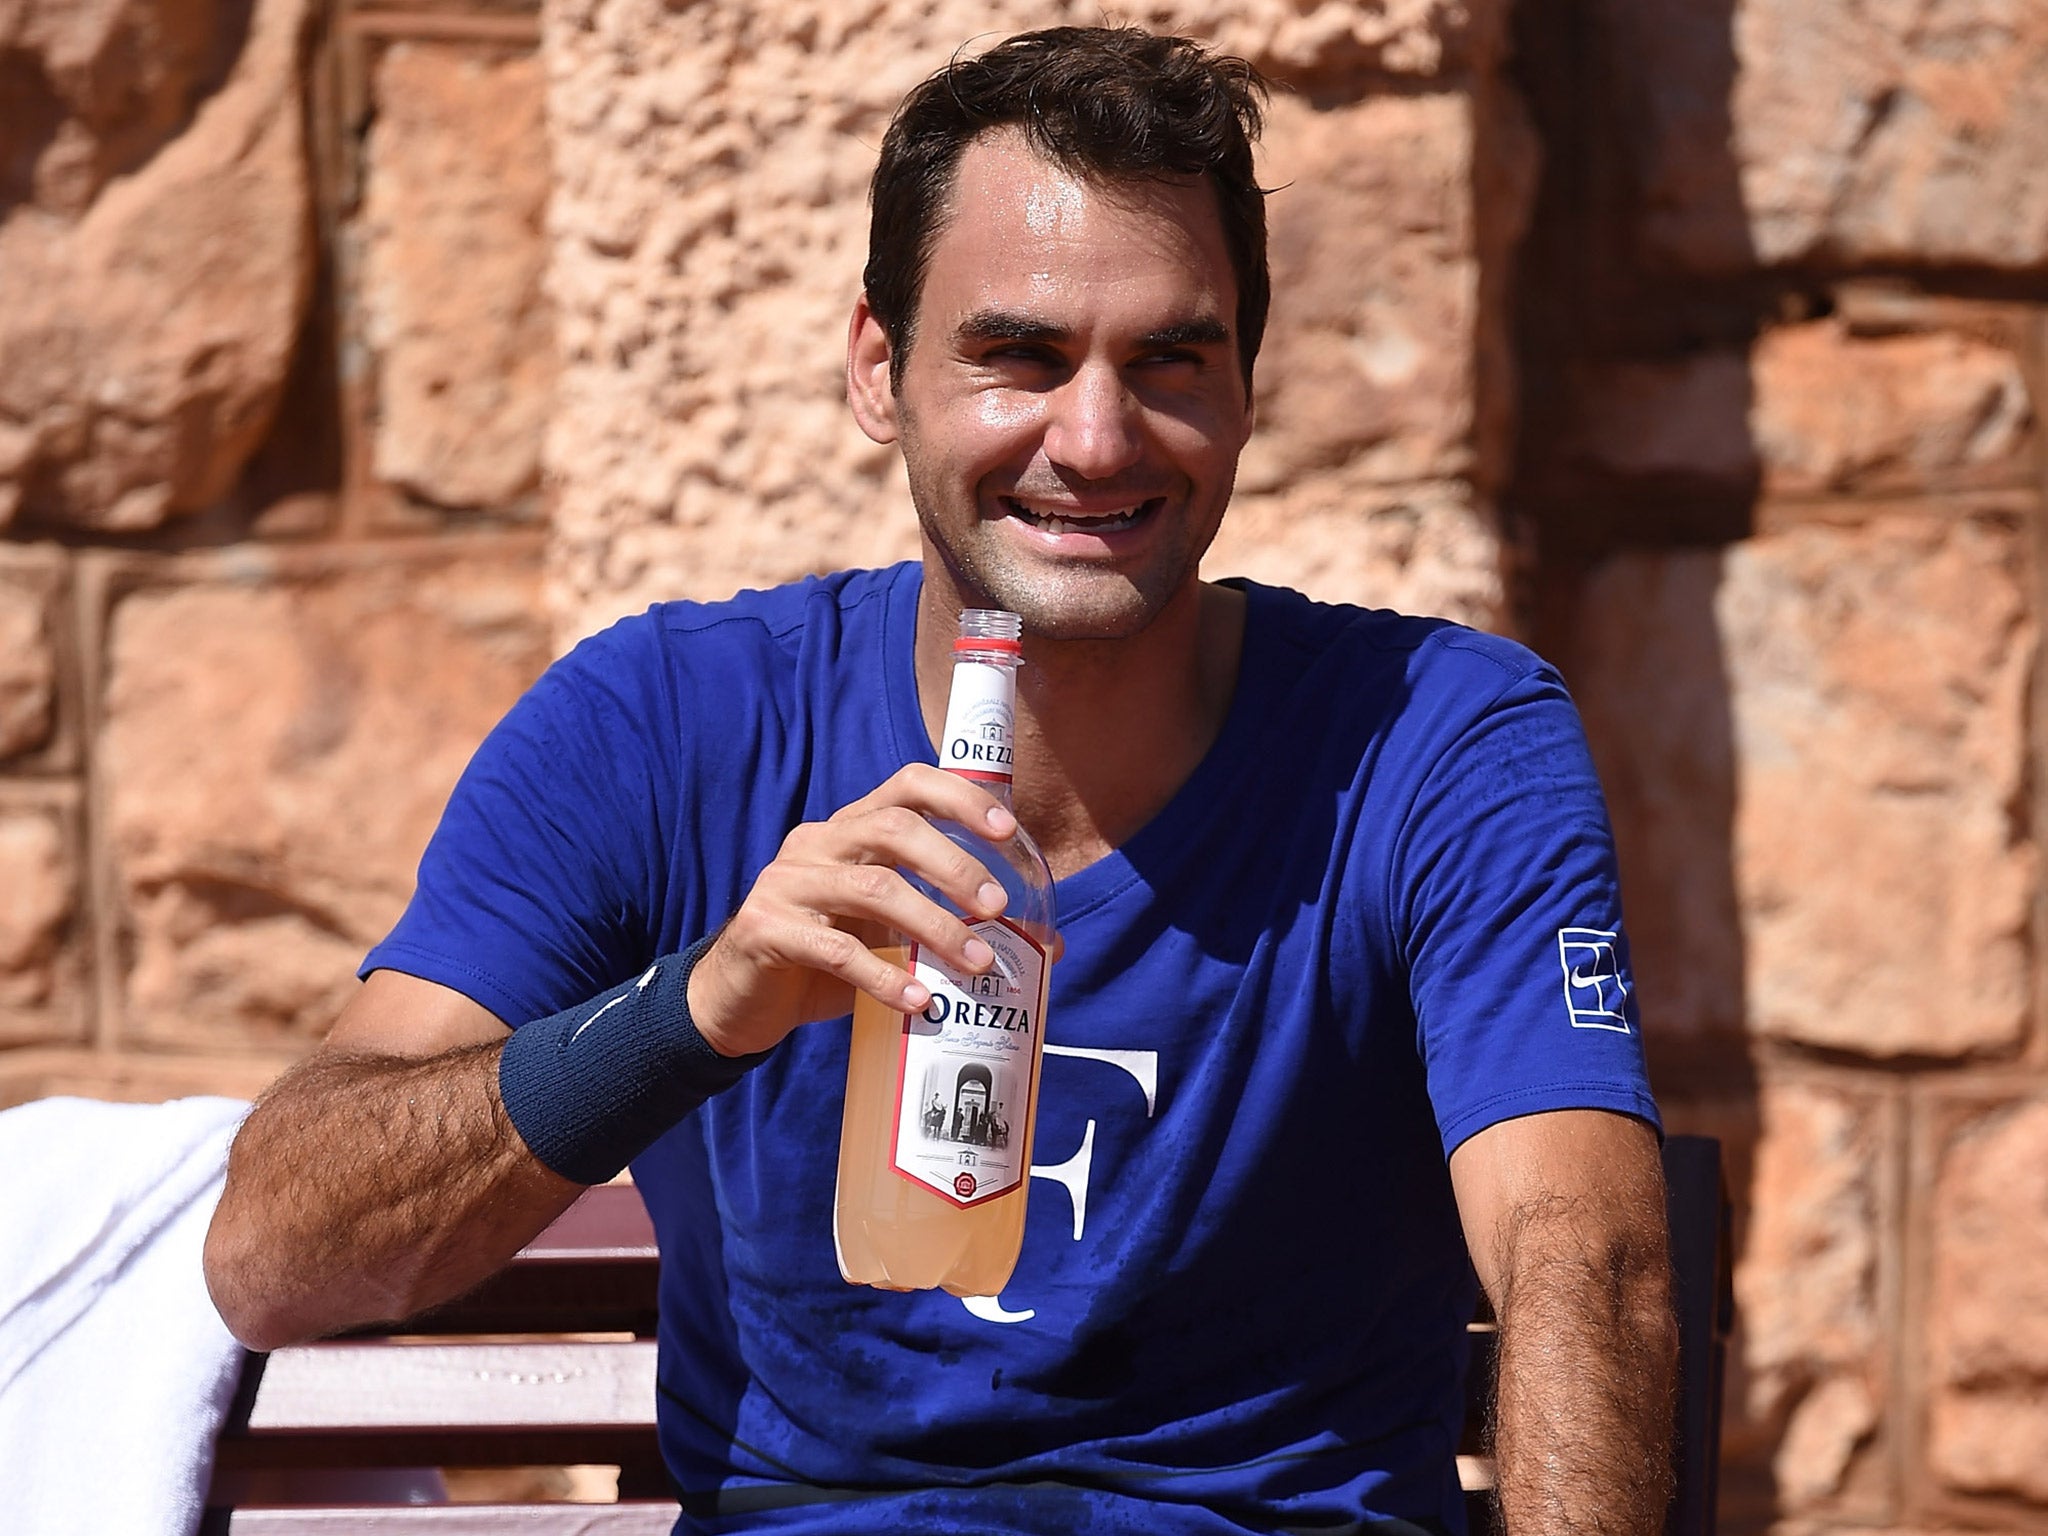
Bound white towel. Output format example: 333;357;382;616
0;1094;251;1536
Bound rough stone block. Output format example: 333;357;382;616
0;547;64;763
1558;315;2034;507
1611;0;2048;273
1206;474;1501;627
1750;319;2034;498
1733;1080;1891;1510
97;542;548;1050
1657;1091;1898;1522
1925;1095;2048;1502
539;0;1506;636
1558;352;1759;507
0;787;86;1046
0;0;313;529
360;43;554;515
1129;0;1505;82
1561;516;2033;1056
1237;91;1488;495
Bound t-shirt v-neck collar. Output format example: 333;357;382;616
879;562;1278;925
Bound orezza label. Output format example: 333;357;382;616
893;918;1047;1207
938;661;1014;785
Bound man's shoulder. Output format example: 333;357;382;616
638;563;911;647
562;564;912;675
1239;580;1554;694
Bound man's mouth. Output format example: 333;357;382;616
1001;496;1161;535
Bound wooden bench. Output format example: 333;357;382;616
204;1183;672;1533
206;1137;1731;1534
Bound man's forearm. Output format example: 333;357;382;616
1491;1191;1678;1536
204;1042;579;1352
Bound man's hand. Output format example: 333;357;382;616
686;763;1018;1056
1450;1110;1677;1536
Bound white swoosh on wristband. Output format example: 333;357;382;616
568;991;629;1045
567;964;661;1045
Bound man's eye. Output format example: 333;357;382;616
1138;350;1202;369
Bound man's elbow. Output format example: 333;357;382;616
1626;1236;1681;1406
203;1199;309;1353
204;1219;275;1352
1500;1192;1680;1401
202;1189;397;1353
1585;1203;1679;1384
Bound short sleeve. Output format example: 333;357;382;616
361;618;678;1028
1392;652;1661;1157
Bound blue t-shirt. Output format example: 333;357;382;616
365;562;1658;1535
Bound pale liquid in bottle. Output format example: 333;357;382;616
832;607;1056;1297
834;942;1052;1296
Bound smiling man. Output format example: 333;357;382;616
206;27;1675;1536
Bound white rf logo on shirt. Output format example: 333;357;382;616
958;1043;1159;1326
1557;927;1631;1033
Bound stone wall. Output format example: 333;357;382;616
1;0;2044;1531
0;0;557;1101
1513;2;2048;1531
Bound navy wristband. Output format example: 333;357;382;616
497;934;772;1186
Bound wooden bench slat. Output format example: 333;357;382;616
512;1184;658;1261
392;1265;660;1340
246;1341;658;1432
215;1429;663;1480
225;1504;680;1533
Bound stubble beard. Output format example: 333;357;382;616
903;463;1227;645
911;490;1215;641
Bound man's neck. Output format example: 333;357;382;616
914;571;1246;881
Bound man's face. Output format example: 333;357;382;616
850;131;1254;641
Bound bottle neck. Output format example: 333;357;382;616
938;649;1020;808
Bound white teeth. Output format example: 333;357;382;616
1009;500;1147;534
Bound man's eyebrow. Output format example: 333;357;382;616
954;310;1072;346
1137;317;1232;350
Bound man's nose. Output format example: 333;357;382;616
1042;363;1143;480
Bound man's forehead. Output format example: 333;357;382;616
921;131;1235;313
940;128;1215;231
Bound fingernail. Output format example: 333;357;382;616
904;981;929;1008
977;881;1007;913
985;805;1015;834
963;937;995;969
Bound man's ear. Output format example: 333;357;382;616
846;294;900;446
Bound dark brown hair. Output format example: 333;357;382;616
864;26;1271;388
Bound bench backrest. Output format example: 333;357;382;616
207;1137;1731;1534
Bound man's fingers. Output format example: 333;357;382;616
758;859;994;980
832;763;1017;842
762;916;934;1011
788;802;1009;927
